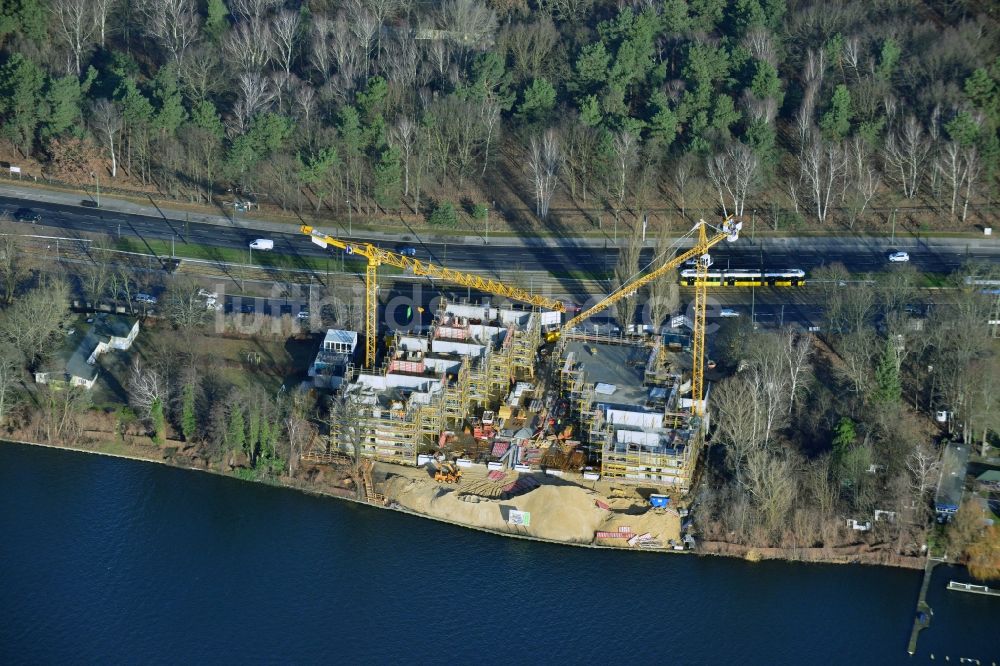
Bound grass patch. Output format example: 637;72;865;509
918;273;951;288
549;269;613;282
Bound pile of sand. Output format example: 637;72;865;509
383;475;682;546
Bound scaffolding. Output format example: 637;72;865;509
336;300;540;465
556;338;703;492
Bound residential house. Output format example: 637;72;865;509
35;315;140;389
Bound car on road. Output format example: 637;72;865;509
249;238;274;250
14;208;40;223
296;310;310;320
399;246;417;257
197;289;218;299
888;251;910;263
719;308;740;317
135;293;157;305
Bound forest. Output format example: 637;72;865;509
0;0;997;232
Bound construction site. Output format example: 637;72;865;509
301;217;744;550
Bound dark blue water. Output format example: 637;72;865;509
0;442;996;664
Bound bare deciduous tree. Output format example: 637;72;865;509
50;0;95;77
835;329;878;396
744;447;799;538
0;341;22;426
284;390;314;477
782;329;814;413
960;145;981;223
480;96;501;177
800;137;845;224
611;130;637;218
0;278;70;369
613;224;642;331
178;45;223;106
309;16;333;81
35;384;90;445
526;128;560;220
128;358;167;417
163;280;211;336
845;137;880;228
140;0;201;65
269;9;301;78
883;115;931;199
673;155;694;218
647;228;679;332
225;17;273;76
229;0;280;21
229;73;274;136
743;27;776;65
0;233;32;304
91;100;122;178
92;0;118;47
438;0;498;48
906;441;940;502
707;142;758;218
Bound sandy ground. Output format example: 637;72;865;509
378;463;681;547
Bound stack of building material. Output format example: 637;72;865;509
491;441;510;458
522;447;542;465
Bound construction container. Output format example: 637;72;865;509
649;494;670;508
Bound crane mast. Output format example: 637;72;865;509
300;225;565;368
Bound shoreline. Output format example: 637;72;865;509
2;437;926;570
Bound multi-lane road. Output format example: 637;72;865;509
4;190;997;333
3;194;998;282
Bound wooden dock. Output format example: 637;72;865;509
947;580;1000;597
907;559;939;655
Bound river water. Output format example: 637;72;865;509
0;442;996;664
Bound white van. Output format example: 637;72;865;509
249;239;274;250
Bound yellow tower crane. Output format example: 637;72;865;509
300;225;566;368
546;216;742;416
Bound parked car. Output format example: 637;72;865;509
399;246;417;257
296;310;310;320
249;238;274;250
14;208;40;223
888;251;910;263
719;308;740;317
197;289;218;299
135;293;157;304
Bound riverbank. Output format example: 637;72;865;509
1;436;926;570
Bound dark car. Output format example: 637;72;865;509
14;208;41;223
399;246;417;257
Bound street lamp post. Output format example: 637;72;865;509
91;171;100;207
347;197;352;236
891;208;898;243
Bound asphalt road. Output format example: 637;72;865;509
4;194;999;281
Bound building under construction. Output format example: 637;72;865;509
557;334;703;491
333;300;541;465
314;217;743;493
